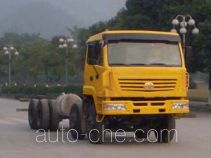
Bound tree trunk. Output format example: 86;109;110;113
209;73;211;105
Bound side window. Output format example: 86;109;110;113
87;42;103;65
87;43;96;64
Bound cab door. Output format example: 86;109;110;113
83;41;106;99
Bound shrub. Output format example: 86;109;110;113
0;84;82;97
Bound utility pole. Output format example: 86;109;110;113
3;46;19;86
58;37;78;84
209;73;211;105
171;15;199;55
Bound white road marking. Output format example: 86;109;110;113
0;117;27;125
0;120;16;125
9;118;27;123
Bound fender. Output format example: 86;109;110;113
83;85;99;112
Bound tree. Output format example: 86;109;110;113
74;0;211;75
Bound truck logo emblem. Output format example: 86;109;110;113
144;82;154;90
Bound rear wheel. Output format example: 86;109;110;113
86;100;104;144
69;104;85;140
28;99;39;130
48;99;60;131
36;99;50;130
155;116;176;143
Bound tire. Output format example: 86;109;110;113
36;99;50;130
86;100;104;144
69;104;85;140
48;99;61;131
155;116;176;143
135;130;147;139
28;99;39;130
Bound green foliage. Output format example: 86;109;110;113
1;0;211;87
73;0;211;74
0;33;81;84
0;85;82;96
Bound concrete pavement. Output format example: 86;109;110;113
0;98;210;158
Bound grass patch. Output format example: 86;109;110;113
0;84;82;98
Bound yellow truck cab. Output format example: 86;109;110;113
27;30;190;144
82;30;189;143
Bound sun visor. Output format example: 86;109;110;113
102;33;181;43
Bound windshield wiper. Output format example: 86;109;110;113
149;63;179;67
149;63;167;66
110;63;147;66
127;63;147;66
111;63;178;67
110;63;127;66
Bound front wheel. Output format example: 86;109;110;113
135;129;147;139
155;116;176;143
69;104;85;140
86;100;104;144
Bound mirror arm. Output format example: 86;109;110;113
92;65;99;79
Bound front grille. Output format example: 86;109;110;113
118;78;177;92
110;97;181;101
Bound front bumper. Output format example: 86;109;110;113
101;99;189;116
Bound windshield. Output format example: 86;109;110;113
108;42;182;67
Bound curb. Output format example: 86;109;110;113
190;101;211;112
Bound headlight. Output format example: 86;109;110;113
172;102;189;109
104;104;126;111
